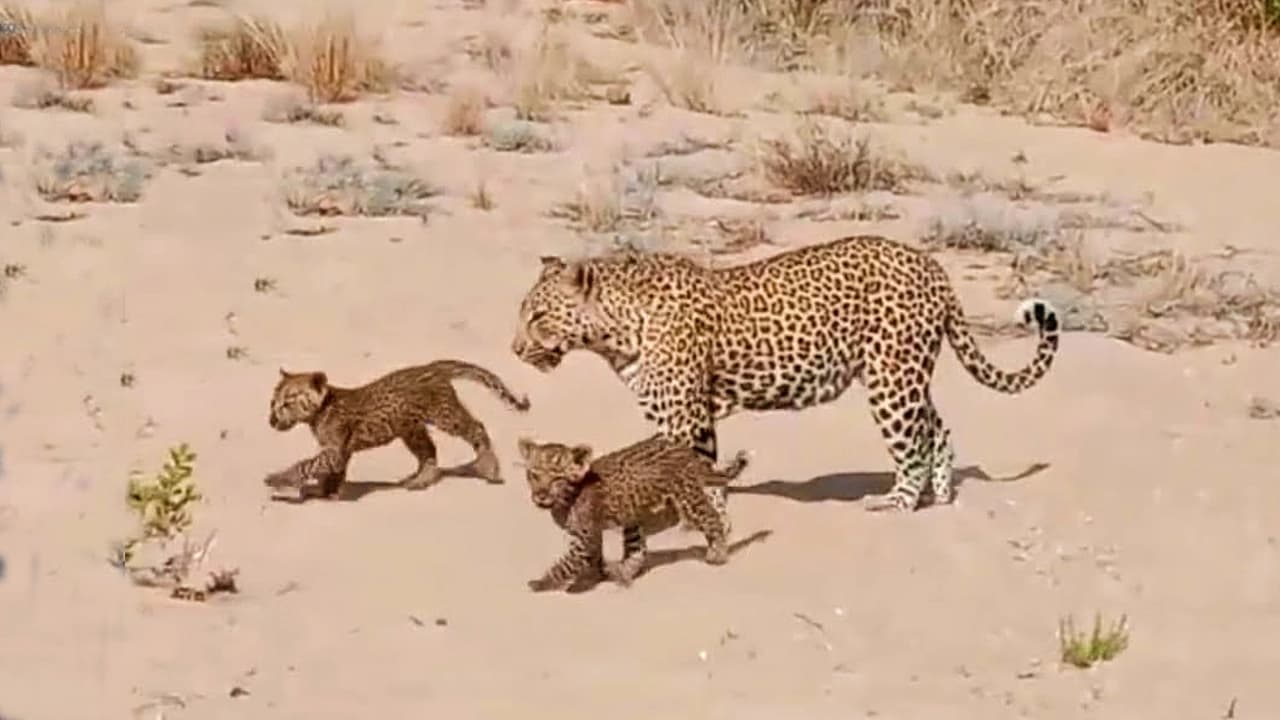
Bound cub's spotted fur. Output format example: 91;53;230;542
519;434;749;592
265;360;530;500
511;234;1060;513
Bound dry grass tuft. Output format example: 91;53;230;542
282;154;439;218
196;15;289;81
196;13;396;103
759;118;928;196
1;3;139;88
512;25;615;120
442;85;488;136
0;5;37;66
33;141;148;202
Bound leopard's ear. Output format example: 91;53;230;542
568;443;594;468
566;261;598;302
278;367;289;378
538;256;566;275
517;436;537;460
309;372;329;393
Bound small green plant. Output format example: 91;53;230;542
115;443;201;566
1059;613;1129;669
109;443;238;600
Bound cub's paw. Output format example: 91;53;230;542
527;577;559;593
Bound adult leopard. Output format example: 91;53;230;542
509;234;1060;513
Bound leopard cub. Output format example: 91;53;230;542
265;360;530;500
519;434;749;593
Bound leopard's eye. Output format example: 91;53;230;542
528;310;547;323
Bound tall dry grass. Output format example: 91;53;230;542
0;3;139;88
197;13;396;103
628;0;1280;147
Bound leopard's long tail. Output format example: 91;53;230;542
433;360;531;411
944;293;1060;394
705;450;751;486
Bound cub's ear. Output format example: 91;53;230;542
569;443;594;467
517;437;537;460
278;367;290;378
309;372;329;392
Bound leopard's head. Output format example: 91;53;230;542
517;437;594;509
510;255;639;373
269;368;329;431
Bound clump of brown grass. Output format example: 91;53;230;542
1;3;139;88
442;85;488;136
196;15;289;81
195;13;396;103
759;117;927;196
0;5;37;66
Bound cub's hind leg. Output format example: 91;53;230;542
431;398;502;484
671;478;730;565
399;424;443;490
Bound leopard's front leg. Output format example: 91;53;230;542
264;446;350;499
650;393;731;539
528;528;604;592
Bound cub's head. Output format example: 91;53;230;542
516;437;594;509
269;368;329;431
510;256;632;373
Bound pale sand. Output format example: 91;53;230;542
1;1;1279;718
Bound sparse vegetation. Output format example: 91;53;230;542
33;141;148;203
282;153;439;218
262;93;345;126
165;128;271;165
442;85;488;136
759;118;927;196
485;120;556;153
109;444;238;600
512;25;614;120
0;3;139;88
196;13;396;103
1059;613;1130;669
628;0;1280;148
11;79;94;112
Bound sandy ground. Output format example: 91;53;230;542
1;1;1279;718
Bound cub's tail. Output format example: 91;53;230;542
705;450;751;486
435;360;531;412
944;294;1061;395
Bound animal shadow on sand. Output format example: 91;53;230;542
565;529;774;594
729;463;1051;504
271;463;495;504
